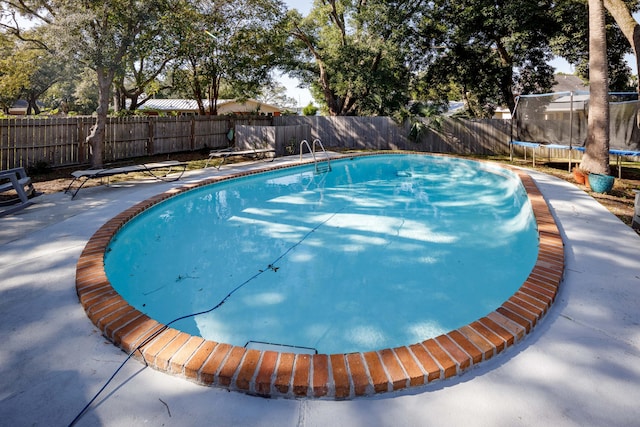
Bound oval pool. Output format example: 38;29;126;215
77;153;564;398
105;154;538;354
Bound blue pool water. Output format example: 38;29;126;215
105;155;539;354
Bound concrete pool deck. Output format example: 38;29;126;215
1;155;639;426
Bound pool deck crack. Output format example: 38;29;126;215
296;399;308;427
559;313;640;358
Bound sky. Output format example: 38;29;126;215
284;0;312;15
551;54;637;75
280;1;314;107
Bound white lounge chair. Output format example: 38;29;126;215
64;160;187;199
205;145;276;169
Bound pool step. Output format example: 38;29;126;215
315;162;332;174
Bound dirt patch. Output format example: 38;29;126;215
520;160;639;228
1;151;212;201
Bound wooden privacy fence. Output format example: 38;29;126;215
0;115;515;171
0;115;272;170
275;116;513;155
235;124;312;156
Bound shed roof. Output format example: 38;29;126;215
138;99;220;111
137;98;283;112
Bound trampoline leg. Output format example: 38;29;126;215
532;148;536;167
568;149;572;172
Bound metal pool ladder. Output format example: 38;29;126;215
300;138;332;174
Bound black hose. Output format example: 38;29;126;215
68;207;344;426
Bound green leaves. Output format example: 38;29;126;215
289;0;423;115
169;0;289;113
417;0;561;117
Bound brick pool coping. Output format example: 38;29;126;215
75;154;564;399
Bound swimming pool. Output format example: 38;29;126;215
105;154;538;355
76;152;564;398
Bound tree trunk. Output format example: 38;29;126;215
582;0;610;175
602;0;640;152
603;0;640;93
112;83;123;112
26;95;40;115
208;75;220;116
495;40;517;113
86;68;113;168
318;58;340;116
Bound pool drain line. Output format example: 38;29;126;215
68;206;345;426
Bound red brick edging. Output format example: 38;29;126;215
75;155;564;399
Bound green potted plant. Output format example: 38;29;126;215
285;138;296;155
588;172;615;193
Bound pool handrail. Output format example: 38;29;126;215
299;139;331;173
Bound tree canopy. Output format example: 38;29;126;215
170;0;289;115
0;0;637;122
413;0;561;117
0;0;289;166
286;0;427;116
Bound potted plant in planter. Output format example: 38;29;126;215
572;166;589;185
588;172;615;193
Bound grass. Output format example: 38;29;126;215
509;158;639;227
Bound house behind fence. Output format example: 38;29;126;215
1;115;523;171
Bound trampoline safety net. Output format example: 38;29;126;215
512;91;640;152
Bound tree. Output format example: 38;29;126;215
0;30;63;115
0;35;28;113
415;44;507;118
0;0;178;166
112;2;185;113
302;102;318;116
582;0;611;175
287;0;426;116
19;44;61;114
419;0;560;117
603;0;640;91
53;0;179;166
43;67;99;114
551;0;636;92
173;0;288;115
257;81;298;110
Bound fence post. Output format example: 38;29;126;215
190;117;196;151
148;118;154;156
77;118;85;165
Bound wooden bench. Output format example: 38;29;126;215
64;160;187;199
205;147;276;169
0;167;36;216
